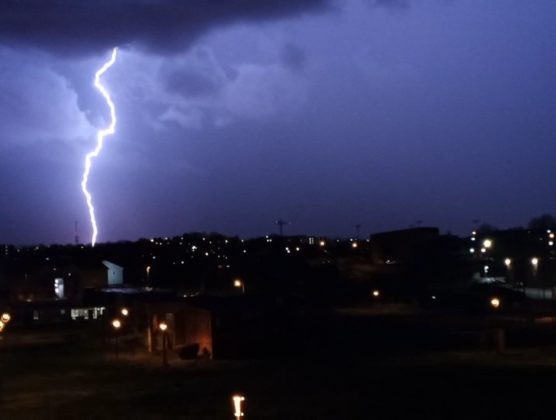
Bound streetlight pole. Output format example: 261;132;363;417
159;322;168;368
112;318;121;360
1;313;11;348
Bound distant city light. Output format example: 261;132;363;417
469;248;475;253
531;257;539;267
550;241;554;246
483;265;489;274
372;289;380;298
483;239;493;249
550;233;555;239
319;240;326;247
472;231;477;236
232;395;245;419
112;319;121;329
121;308;129;317
1;313;11;323
0;321;4;332
159;322;168;331
351;242;358;249
504;258;511;267
480;248;486;253
490;297;501;309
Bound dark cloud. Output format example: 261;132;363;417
281;44;307;72
0;0;329;56
159;47;230;98
164;69;220;98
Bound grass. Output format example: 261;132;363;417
3;332;556;418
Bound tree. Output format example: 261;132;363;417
528;214;556;230
478;223;497;234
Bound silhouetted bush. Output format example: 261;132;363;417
178;343;200;359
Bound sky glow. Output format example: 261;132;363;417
1;1;556;244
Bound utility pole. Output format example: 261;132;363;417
74;220;79;245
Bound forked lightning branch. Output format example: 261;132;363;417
81;47;118;247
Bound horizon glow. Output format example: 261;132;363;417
81;47;118;247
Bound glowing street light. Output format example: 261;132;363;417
0;321;4;333
121;308;129;317
319;240;326;247
372;289;380;298
483;239;493;249
233;279;245;294
232;395;245;419
504;258;511;268
351;242;358;249
1;313;11;324
490;297;501;309
531;257;539;267
159;322;169;368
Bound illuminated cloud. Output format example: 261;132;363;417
0;50;93;150
112;46;307;130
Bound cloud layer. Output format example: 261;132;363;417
0;0;328;56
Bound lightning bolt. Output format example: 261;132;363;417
81;47;118;247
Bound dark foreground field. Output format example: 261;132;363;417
2;331;556;420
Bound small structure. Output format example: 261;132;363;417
149;303;213;359
102;261;124;286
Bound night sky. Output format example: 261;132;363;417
1;0;555;245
